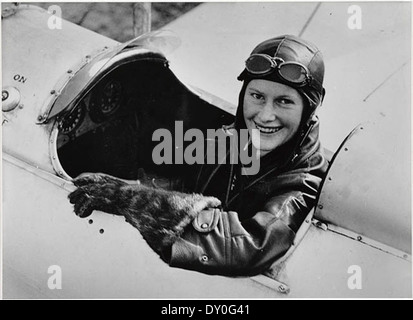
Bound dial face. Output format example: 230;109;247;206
59;105;86;135
89;79;122;122
101;80;122;115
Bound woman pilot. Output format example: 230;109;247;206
69;34;329;276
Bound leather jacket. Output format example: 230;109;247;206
167;117;329;276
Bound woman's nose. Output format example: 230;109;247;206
257;102;276;123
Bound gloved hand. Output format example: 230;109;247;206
69;172;128;218
68;172;221;256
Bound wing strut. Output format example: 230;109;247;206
298;2;322;37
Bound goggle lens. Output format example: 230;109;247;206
278;63;307;84
245;54;309;85
245;55;274;74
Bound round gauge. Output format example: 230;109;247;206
59;105;86;135
89;79;122;123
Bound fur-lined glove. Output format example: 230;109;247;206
68;173;221;256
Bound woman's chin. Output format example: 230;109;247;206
250;134;283;156
256;141;279;153
251;142;277;157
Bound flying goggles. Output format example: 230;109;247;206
245;54;322;92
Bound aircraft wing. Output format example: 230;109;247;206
165;2;411;151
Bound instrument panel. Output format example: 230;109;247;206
59;103;86;135
89;79;123;123
57;78;126;149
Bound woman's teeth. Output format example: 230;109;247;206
254;123;282;134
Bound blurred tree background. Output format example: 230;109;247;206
31;2;200;42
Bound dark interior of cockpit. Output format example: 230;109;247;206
57;58;234;182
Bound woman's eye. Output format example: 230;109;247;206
251;93;264;100
276;98;294;105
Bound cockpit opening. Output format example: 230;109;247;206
54;58;234;182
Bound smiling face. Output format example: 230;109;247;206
243;79;305;157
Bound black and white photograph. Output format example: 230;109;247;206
1;1;412;301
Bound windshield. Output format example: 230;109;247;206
44;30;181;122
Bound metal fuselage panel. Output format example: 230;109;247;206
315;121;411;254
2;157;282;299
2;5;116;171
281;224;411;298
4;157;411;298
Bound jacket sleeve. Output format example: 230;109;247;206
167;172;321;276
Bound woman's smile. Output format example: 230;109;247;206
253;121;283;134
